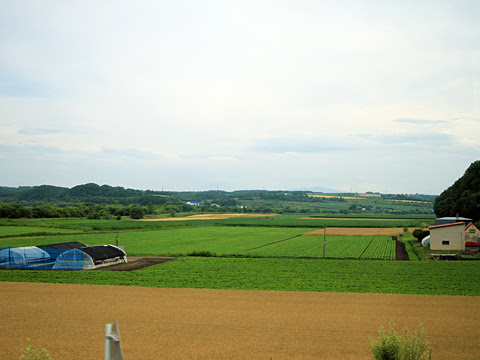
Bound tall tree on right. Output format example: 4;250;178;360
434;161;480;221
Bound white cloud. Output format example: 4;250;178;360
0;0;479;194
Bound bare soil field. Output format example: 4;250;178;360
96;257;178;271
1;282;478;360
140;213;277;221
304;227;417;236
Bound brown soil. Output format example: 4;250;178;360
304;227;417;236
396;240;409;260
0;282;478;360
96;257;178;271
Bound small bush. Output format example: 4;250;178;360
18;339;53;360
370;322;431;360
186;250;217;257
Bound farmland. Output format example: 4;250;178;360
1;212;478;298
1;210;479;360
2;282;478;360
0;214;430;258
0;226;312;256
244;235;396;260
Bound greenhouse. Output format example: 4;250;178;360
0;246;54;269
0;243;127;270
53;245;127;270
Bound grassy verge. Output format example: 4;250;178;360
399;234;424;261
1;257;479;296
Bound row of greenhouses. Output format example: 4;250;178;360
0;242;127;270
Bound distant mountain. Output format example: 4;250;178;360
289;186;344;193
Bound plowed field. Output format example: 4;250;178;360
1;282;478;360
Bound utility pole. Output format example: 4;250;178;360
323;224;326;260
114;220;124;247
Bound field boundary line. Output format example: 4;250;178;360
358;236;376;259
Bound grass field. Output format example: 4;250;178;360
0;226;312;256
0;214;433;230
216;215;431;228
0;226;80;237
1;257;479;296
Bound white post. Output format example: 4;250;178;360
105;321;123;360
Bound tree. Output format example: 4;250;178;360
129;206;145;219
434;161;480;221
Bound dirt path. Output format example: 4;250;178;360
0;282;478;360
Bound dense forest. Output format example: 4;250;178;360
434;161;480;221
0;183;436;219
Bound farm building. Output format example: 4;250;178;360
464;223;480;244
0;243;127;270
429;222;466;251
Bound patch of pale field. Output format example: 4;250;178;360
139;213;278;221
304;227;417;236
0;282;478;360
308;194;363;200
300;217;419;221
386;199;430;204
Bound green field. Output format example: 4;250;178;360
245;235;395;260
0;226;312;256
215;215;431;228
0;226;80;237
2;215;478;297
1;257;478;296
0;214;434;230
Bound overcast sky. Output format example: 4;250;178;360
1;0;479;194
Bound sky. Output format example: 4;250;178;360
1;0;479;194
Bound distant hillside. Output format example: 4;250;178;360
0;183;436;218
0;183;171;206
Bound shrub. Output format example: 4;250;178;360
18;339;53;360
412;229;429;242
370;322;431;360
187;250;217;257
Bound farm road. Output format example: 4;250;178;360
0;282;478;360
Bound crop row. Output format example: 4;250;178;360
246;235;395;260
0;257;478;296
360;237;396;260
